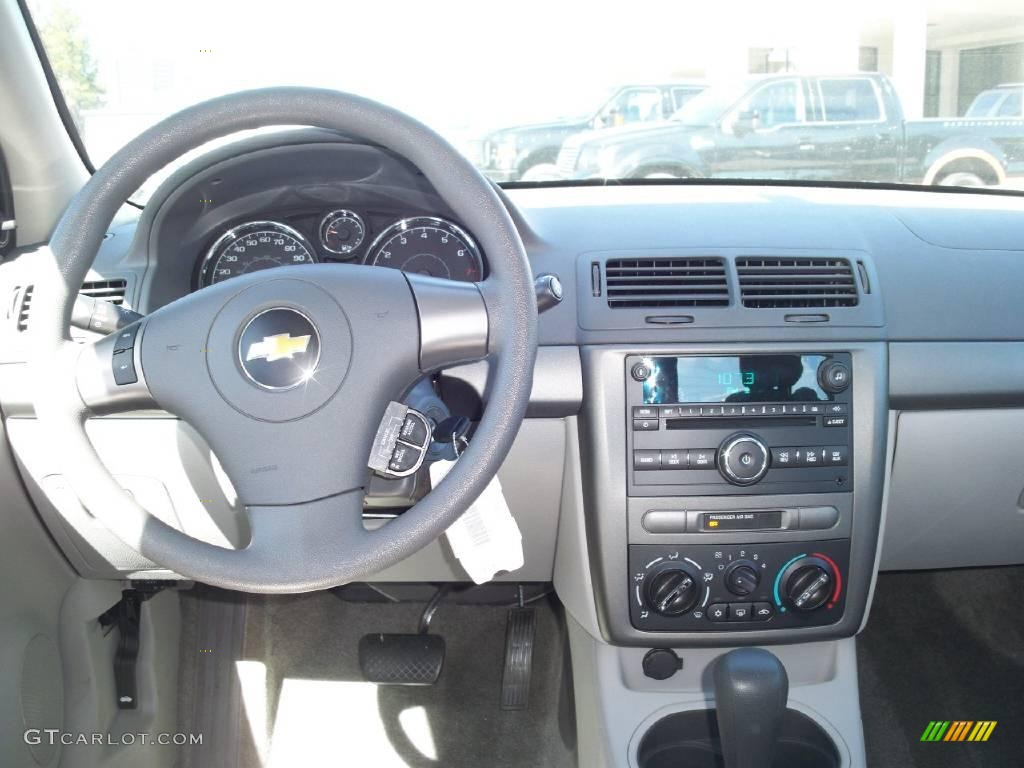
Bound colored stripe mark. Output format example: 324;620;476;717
921;721;949;741
922;720;996;742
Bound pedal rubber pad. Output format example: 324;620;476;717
500;607;537;710
359;633;445;685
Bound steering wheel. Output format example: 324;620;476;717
31;88;538;593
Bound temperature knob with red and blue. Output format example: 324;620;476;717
774;553;843;612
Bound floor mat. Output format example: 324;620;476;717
180;588;576;768
857;566;1024;768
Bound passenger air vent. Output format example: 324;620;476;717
604;257;729;309
736;257;858;308
14;279;128;331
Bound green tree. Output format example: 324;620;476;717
36;4;104;130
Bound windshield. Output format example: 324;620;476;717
26;0;1024;195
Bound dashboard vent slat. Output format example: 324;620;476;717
604;257;729;309
736;257;858;308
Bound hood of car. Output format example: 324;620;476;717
565;120;696;151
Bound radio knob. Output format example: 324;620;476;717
818;360;851;394
644;566;701;616
717;433;770;486
780;557;836;612
724;560;761;596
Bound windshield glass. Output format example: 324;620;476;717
26;0;1024;195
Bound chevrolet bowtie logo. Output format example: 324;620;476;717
245;333;311;363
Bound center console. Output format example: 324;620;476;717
579;343;887;647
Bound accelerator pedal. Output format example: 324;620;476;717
500;587;538;710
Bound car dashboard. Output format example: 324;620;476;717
2;128;1024;655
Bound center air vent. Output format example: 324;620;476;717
13;279;127;332
736;257;858;308
605;257;729;309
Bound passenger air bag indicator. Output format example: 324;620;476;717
701;511;783;531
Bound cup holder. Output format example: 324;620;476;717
637;708;840;768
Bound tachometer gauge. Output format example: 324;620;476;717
200;221;315;286
319;209;366;255
366;216;483;282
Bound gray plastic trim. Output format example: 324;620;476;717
881;408;1024;570
890;342;1024;409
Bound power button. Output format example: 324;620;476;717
631;362;653;381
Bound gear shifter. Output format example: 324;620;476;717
713;648;789;768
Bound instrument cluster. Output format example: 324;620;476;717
196;208;484;288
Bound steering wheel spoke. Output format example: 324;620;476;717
75;322;156;414
406;273;490;371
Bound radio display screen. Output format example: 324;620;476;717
641;355;832;404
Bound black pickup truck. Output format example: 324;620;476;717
555;73;1024;187
477;82;704;182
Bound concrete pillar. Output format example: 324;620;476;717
938;48;960;117
891;0;928;118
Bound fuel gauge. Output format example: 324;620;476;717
319;209;366;255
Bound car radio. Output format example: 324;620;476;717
626;353;853;496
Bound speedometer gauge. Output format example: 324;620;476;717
366;216;483;282
200;221;315;286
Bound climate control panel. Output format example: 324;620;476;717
628;540;848;632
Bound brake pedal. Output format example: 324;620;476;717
500;604;537;710
359;633;445;685
358;585;449;686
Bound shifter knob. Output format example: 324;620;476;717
713;648;788;768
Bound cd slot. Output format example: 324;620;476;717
666;416;816;430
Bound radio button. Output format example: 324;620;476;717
660;406;681;418
687;448;717;469
783;404;803;415
662;450;687;468
701;405;724;416
633;450;662;470
771;447;799;467
824;446;848;465
633;406;658;419
802;448;824;466
722;404;742;416
633;418;659;431
766;404;784;415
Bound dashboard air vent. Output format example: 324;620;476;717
14;279;128;332
79;279;127;305
604;257;729;309
736;257;858;308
